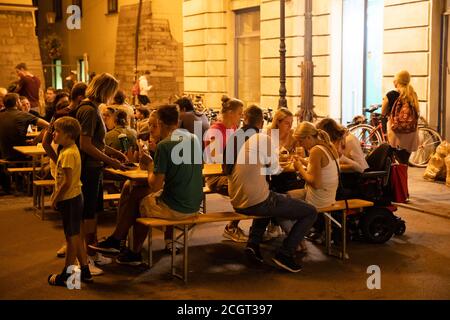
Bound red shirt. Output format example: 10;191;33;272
18;75;41;110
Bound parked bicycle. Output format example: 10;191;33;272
348;105;442;167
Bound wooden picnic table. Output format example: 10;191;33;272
13;145;47;206
106;163;224;182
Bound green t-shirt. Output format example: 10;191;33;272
154;129;203;214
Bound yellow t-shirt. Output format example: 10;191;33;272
56;144;83;201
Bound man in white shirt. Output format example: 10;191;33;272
226;105;317;273
138;70;152;106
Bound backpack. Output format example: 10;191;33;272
390;97;418;134
132;80;140;96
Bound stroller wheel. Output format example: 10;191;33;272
360;207;395;244
394;220;406;236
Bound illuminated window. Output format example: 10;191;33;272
235;8;261;106
108;0;118;14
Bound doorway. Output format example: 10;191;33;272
341;0;384;124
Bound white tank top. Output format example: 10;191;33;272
305;145;339;209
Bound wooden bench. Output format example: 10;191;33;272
136;199;373;283
33;180;55;220
7;167;41;194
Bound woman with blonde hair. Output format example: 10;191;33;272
382;70;420;163
267;108;299;153
285;122;340;252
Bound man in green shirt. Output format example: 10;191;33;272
90;104;203;266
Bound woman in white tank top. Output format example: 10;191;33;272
284;122;339;252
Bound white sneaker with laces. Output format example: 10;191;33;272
87;256;104;276
93;253;113;266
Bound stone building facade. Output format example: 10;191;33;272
0;1;44;93
183;0;448;134
114;1;184;106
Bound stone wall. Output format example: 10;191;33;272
0;9;44;91
114;1;184;107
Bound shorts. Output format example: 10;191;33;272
140;191;198;220
57;194;83;237
81;165;103;220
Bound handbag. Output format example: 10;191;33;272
390;162;409;203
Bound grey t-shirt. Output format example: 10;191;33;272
75;101;106;166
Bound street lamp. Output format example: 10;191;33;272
46;11;56;25
279;0;287;109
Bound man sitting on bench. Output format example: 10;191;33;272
225;105;317;273
90;104;203;266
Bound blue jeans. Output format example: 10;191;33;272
235;192;317;257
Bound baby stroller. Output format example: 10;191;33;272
337;143;406;244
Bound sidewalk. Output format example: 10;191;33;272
405;167;450;218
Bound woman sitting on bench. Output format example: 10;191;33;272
286;122;340;252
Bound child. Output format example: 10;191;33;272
47;116;93;286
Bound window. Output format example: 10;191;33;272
107;0;118;14
72;0;83;17
78;59;87;83
53;59;63;90
53;0;62;22
235;9;261;106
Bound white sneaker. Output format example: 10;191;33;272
87;256;104;276
93;253;113;266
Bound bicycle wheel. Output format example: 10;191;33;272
348;124;383;155
409;127;443;168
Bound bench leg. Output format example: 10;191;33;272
147;227;153;269
325;212;332;256
41;189;45;220
341;210;348;260
183;225;188;283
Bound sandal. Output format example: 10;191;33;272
47;273;67;287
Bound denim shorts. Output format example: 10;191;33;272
80;165;103;220
57;194;83;237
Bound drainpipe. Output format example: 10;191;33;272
135;0;143;82
279;0;287;109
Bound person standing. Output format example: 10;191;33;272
138;71;152;106
14;63;41;113
73;73;129;275
46;117;92;287
382;70;420;164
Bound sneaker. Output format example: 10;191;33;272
272;253;302;273
56;244;67;258
88;236;122;255
263;224;283;242
116;249;143;266
93;253;113;266
164;240;181;255
245;243;264;263
87;256;104;276
223;226;249;243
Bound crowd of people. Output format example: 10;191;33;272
0;64;420;286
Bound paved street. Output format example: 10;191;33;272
0;168;449;300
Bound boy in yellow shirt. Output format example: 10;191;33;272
46;117;93;286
